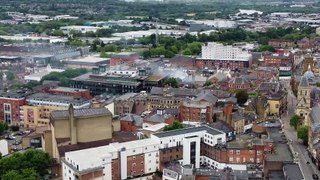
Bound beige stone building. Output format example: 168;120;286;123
45;105;114;160
296;76;312;126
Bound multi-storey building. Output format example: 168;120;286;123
62;125;275;180
23;93;91;128
0;92;27;126
263;52;294;67
195;42;252;70
179;100;213;123
46;87;92;99
268;39;294;48
296;76;312;126
70;68;166;96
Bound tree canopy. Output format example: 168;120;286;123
0;149;51;178
164;77;179;88
290;115;301;130
41;68;88;87
235;90;249;105
297;126;308;145
163;121;184;131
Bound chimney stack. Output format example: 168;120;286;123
69;104;77;145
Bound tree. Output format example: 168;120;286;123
10;125;19;132
297;126;308;145
0;149;51;178
203;81;213;87
290;115;300;130
2;168;40;180
163;121;184;131
183;48;192;55
235;90;248;105
6;72;14;81
0;122;8;135
164;77;178;88
255;45;275;52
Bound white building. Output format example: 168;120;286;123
62;125;227;180
201;42;251;61
26;93;91;109
60;26;101;35
24;65;64;82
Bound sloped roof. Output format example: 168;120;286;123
228;76;250;85
299;76;309;87
51;108;111;120
195;91;218;104
120;114;143;126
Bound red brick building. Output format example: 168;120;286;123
46;87;92;99
194;59;249;70
228;76;251;91
179;100;213;123
120;114;143;132
268;39;294;48
263;52;294;67
0;92;27;126
110;52;140;67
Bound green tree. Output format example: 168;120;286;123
6;72;14;81
10;125;19;132
235;90;249;105
290;115;301;130
2;168;39;180
164;77;178;88
183;48;192;55
163;121;184;131
0;150;51;178
255;45;275;52
203;81;213;87
0;122;7;135
70;39;84;47
297;126;308;145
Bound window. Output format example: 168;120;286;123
229;150;233;154
236;157;240;163
257;150;261;155
236;150;240;155
229;157;233;162
243;157;246;163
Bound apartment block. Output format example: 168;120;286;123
0;92;27;126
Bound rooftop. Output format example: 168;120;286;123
265;144;293;162
153;125;224;138
50;87;88;93
283;163;304;180
27;93;89;105
67;56;109;65
51;107;111;120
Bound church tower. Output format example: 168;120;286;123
296;76;312;126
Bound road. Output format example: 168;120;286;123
280;80;319;180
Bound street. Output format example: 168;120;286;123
281;80;319;180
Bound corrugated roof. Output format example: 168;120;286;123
51;108;111;119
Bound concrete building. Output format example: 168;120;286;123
60;26;101;35
195;42;252;70
66;56;110;69
0;92;27;126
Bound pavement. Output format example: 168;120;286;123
280;80;319;180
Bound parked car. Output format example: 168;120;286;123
313;174;319;180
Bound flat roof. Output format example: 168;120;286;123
265;144;293;162
283;164;304;180
68;56;110;63
51;87;88;93
51;107;111;120
153;125;224;138
27;92;89;105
